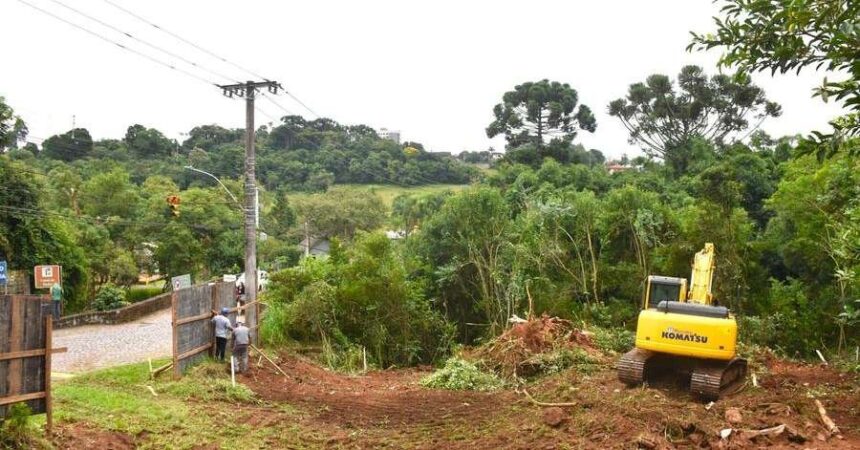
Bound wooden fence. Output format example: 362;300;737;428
0;295;67;431
171;282;259;378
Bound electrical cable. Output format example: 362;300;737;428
100;0;268;81
45;0;241;84
15;0;219;88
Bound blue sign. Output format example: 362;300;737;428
0;260;7;285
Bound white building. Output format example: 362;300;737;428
378;128;401;144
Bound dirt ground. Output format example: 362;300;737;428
48;350;859;449
228;351;860;450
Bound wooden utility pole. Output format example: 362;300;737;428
218;80;280;342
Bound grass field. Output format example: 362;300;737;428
287;183;470;208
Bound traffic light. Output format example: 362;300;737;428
166;195;180;218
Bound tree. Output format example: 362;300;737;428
41;128;93;161
293;187;387;240
690;0;860;158
608;66;781;174
124;124;175;158
0;97;27;151
486;80;596;148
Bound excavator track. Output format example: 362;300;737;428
617;348;653;386
690;358;748;400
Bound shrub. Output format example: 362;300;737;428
522;348;600;376
126;285;164;303
592;327;635;354
420;357;504;391
262;233;454;368
93;283;129;311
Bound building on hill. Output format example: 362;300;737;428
605;161;633;174
378;128;401;144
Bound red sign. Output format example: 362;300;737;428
34;265;62;289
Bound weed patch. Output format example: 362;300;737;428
420;357;504;391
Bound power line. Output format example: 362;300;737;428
15;0;218;88
45;0;240;84
260;92;294;117
100;0;268;81
99;0;320;119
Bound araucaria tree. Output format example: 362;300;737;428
608;65;781;173
486;80;596;149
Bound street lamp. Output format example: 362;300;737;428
183;165;241;207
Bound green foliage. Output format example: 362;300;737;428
608;66;780;174
0;96;27;151
93;283;129;311
592;327;635;354
487;80;596;148
126;285;164;303
0;403;48;450
523;348;600;376
41;128;93;161
293;187;387;240
263;232;454;367
691;0;860;158
420;357;504;391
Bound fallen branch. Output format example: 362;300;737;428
814;399;841;435
519;389;577;407
250;344;288;378
738;424;785;439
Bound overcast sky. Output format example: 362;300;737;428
1;0;846;159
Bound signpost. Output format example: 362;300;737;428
34;265;62;289
171;274;192;291
0;260;7;295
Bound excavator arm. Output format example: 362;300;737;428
687;243;715;305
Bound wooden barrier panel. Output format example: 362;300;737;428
172;282;236;378
0;295;58;426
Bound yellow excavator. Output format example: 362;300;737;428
617;243;747;400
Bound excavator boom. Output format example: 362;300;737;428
688;243;715;305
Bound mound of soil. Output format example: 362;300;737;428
471;314;596;377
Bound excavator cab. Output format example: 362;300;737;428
618;244;747;400
644;276;687;308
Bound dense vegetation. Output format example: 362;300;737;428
0;107;476;311
2;1;858;371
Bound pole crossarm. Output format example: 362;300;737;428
218;81;281;98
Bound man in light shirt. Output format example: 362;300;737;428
232;321;250;373
211;307;233;361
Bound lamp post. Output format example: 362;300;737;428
183;165;241;207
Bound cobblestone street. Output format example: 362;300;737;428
53;308;172;373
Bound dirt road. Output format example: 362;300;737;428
52;308;172;373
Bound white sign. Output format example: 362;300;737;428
171;274;192;291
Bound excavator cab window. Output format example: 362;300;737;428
644;276;685;309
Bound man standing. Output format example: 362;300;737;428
232;321;250;373
50;282;63;320
211;307;233;361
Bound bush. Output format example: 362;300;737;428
592;327;635;354
0;403;50;449
126;285;164;303
420;357;504;391
93;283;129;311
262;233;454;368
522;348;600;376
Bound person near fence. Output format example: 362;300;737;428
232;321;250;373
211;307;233;361
50;281;63;320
